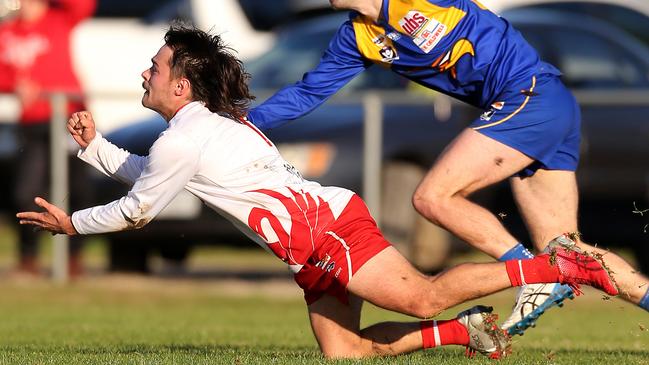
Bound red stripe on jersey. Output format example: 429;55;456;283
172;102;192;119
239;117;273;147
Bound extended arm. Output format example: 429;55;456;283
79;136;148;186
247;20;371;130
70;131;200;234
18;128;200;235
68;111;147;185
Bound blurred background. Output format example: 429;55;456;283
0;0;648;281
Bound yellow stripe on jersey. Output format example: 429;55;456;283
473;76;537;130
471;0;488;10
388;0;466;37
432;38;475;79
352;16;396;66
352;0;468;65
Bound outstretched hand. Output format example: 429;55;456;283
67;111;97;149
16;197;78;236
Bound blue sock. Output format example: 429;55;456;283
640;288;649;312
499;243;534;261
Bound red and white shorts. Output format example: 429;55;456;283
293;194;391;305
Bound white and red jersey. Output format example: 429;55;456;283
72;101;354;273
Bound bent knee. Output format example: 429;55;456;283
401;295;445;319
412;188;452;222
412;303;444;319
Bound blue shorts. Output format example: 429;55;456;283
470;75;581;177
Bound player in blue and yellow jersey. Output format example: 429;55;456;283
247;0;649;336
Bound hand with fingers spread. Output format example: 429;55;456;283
16;197;78;236
67;111;97;149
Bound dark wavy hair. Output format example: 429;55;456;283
164;25;254;119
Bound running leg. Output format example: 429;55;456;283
512;169;649;303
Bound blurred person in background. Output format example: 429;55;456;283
0;0;96;277
15;26;624;359
246;0;649;333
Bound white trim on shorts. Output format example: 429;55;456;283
325;230;353;280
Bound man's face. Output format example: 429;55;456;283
141;45;176;115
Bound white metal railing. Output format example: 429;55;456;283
362;93;384;221
50;94;70;283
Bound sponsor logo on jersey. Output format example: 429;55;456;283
372;34;387;46
315;254;336;273
399;11;447;54
386;32;401;41
283;162;303;180
399;10;429;36
372;34;399;63
379;46;399;63
415;22;447;53
480;101;505;121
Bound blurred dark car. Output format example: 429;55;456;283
97;8;649;272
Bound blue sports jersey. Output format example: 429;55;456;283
248;0;561;130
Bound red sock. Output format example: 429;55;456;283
505;255;561;286
421;319;469;348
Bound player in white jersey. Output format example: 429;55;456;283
17;26;619;359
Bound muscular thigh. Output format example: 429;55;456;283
417;127;533;198
347;246;440;317
418;75;580;199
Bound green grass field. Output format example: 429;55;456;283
0;224;647;364
0;276;646;365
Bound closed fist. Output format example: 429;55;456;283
67;111;97;149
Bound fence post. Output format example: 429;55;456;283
362;93;383;222
50;93;69;283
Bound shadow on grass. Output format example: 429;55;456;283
2;344;648;364
156;268;292;281
0;343;315;355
